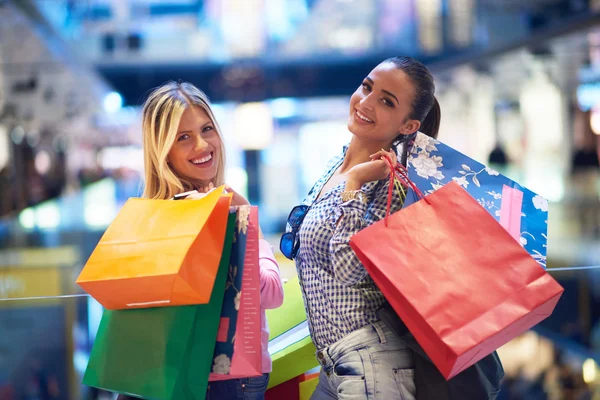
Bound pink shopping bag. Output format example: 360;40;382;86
209;206;262;380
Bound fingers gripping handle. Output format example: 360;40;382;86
382;157;430;227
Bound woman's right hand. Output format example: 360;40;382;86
183;191;206;200
182;183;249;207
181;182;215;200
345;148;396;190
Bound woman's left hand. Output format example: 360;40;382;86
346;148;396;190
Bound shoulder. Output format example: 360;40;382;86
324;144;347;174
303;145;347;202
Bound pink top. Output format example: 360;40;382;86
258;239;284;373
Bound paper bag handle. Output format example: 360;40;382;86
382;156;429;227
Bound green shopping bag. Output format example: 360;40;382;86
266;277;318;388
83;210;237;399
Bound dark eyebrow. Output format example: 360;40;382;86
365;76;399;105
382;89;399;105
177;121;212;135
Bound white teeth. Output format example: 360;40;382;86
191;154;212;164
356;110;373;123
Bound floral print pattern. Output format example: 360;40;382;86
211;208;248;374
236;205;250;235
405;133;548;268
212;354;232;374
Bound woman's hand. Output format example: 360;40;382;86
181;183;249;207
180;182;215;200
182;191;205;200
224;185;250;207
345;148;396;191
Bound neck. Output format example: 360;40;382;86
188;178;213;191
339;136;395;173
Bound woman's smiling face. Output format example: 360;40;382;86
348;62;421;144
167;105;222;186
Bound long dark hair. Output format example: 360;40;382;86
385;56;441;140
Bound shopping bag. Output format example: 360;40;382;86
378;302;504;400
81;210;237;399
265;375;301;400
77;188;232;310
405;132;548;267
349;161;563;379
299;372;319;400
266;277;318;388
210;206;262;380
265;372;319;400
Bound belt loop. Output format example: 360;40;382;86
373;321;386;344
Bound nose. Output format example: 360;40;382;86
359;93;375;111
193;134;209;152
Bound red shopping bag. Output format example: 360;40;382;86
265;371;319;400
349;160;564;380
265;375;301;400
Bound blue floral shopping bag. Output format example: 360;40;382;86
404;133;548;268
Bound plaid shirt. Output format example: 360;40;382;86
295;144;406;349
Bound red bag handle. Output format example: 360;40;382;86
393;162;427;200
383;157;395;227
382;156;430;227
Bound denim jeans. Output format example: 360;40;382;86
205;373;270;400
310;321;415;400
116;374;269;400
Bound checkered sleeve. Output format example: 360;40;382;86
328;195;370;286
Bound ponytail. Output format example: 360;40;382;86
385;56;440;139
420;97;441;139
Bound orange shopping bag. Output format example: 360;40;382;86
77;188;232;310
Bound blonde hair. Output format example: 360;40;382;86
141;81;226;199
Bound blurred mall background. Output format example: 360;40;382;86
0;0;599;398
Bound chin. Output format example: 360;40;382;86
183;169;213;184
195;172;217;184
347;118;359;133
348;121;371;136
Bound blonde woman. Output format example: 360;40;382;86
118;82;284;400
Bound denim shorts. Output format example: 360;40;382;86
310;320;415;400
